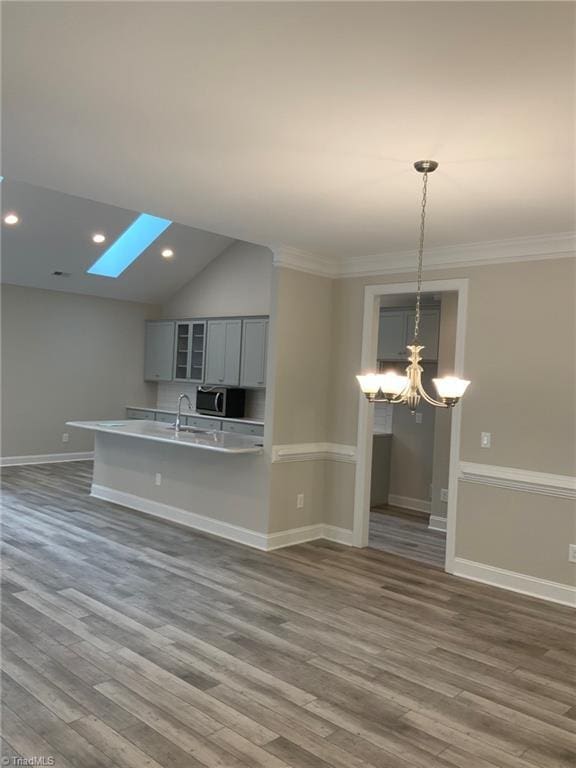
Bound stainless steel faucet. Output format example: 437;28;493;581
175;393;192;433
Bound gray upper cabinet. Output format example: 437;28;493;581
204;319;242;386
404;310;440;361
173;320;206;382
378;308;440;362
240;319;268;388
377;311;407;360
144;321;175;381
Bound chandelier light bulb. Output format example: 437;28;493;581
378;372;408;396
356;374;381;395
433;377;471;401
92;233;106;243
3;212;19;225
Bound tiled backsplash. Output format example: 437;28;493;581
156;383;266;421
373;403;393;434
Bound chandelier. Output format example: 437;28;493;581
357;160;470;411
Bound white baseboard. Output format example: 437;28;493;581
453;557;576;607
0;451;94;467
91;484;353;552
428;515;447;532
388;494;431;514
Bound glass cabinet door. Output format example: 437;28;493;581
173;321;206;382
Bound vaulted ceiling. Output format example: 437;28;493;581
0;180;235;303
2;2;574;261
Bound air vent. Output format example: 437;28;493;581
52;270;71;277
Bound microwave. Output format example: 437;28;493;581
196;387;246;418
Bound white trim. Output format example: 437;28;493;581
459;462;576;499
0;451;94;467
352;277;468;576
388;494;431;514
338;232;576;278
323;525;354;545
269;233;575;280
271;443;357;463
271;246;339;278
266;523;353;550
453;558;576;608
429;515;447;533
91;484;353;551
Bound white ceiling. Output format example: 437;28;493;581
0;180;235;303
2;2;574;260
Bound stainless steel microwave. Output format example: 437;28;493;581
196;387;246;418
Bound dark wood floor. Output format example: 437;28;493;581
1;461;575;768
369;507;446;568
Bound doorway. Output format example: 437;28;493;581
352;278;469;574
368;291;455;568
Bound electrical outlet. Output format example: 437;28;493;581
415;412;423;424
62;432;69;443
296;493;304;509
569;544;576;563
481;432;491;448
155;473;162;486
440;488;449;503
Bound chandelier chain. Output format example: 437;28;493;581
413;169;428;343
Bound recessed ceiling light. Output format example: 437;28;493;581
3;212;19;225
92;233;106;244
161;248;174;259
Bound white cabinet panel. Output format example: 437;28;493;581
377;311;407;360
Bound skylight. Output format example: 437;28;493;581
87;213;172;278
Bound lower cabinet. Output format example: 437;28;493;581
126;409;155;420
223;421;264;437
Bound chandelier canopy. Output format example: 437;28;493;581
356;160;470;411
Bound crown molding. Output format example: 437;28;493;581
338;232;576;278
271;245;339;278
270;232;575;280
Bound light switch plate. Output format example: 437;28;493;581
440;488;449;503
155;473;162;486
569;544;576;563
415;413;423;424
481;432;491;448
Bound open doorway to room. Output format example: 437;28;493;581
367;291;458;568
353;278;468;575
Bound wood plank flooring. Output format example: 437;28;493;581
369;507;446;568
1;461;575;768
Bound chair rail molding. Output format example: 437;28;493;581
271;442;357;463
459;462;576;499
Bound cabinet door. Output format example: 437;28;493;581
144;321;175;381
173;320;206;382
205;319;242;386
240;319;268;388
377;311;407;360
223;320;242;386
173;322;192;381
204;321;226;385
405;309;440;360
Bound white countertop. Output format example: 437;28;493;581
126;406;264;427
373;431;393;437
67;420;264;455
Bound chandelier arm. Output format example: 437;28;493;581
418;385;449;408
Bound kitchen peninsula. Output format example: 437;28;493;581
67;418;270;548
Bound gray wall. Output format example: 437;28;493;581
162;241;273;319
1;284;157;458
328;256;576;587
